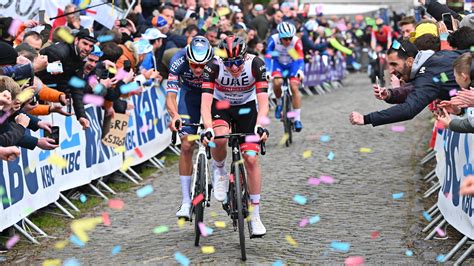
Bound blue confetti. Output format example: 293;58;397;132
206;226;213;235
68;77;86;88
405;250;413;256
63;258;80;266
327;151;335;160
120;82;140;94
436;254;445;262
270;51;280;57
174;252;190;266
97;35;114;43
330;241;350;252
272;260;284;266
246;151;257;157
352;62;361;70
70;235;85;248
136;185;154;198
208;141;216;148
238;108;251;115
46;84;57;87
93;84;105;95
392;40;401;49
111;245;121;255
392;192;404;199
282;70;289;77
423;211;432;222
432;77;440;83
79;194;87;203
293;194;307;205
309;215;320;224
320;135;331;142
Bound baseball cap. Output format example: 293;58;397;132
152;16;168;28
409;22;438;43
76;29;97;43
142;28;167;40
133;39;153;54
460;14;474;30
254;4;263;11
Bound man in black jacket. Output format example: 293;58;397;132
350;40;466;126
37;29;95;130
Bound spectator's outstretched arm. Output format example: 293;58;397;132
0;146;20;161
449;118;474;133
423;0;462;21
0;123;25;147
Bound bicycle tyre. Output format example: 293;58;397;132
286;93;293;145
234;165;247;261
194;154;206;247
282;91;291;147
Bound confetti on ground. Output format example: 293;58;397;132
174;252;190;266
153;225;169;234
108;199;124;209
136;185;154;198
55;240;69;250
405;250;414;256
43;259;61;266
70;235;85;247
114;146;126;153
371;231;380;239
57;28;74;43
278;133;289;146
308;177;321;186
120;82;140;94
97;35;114;43
120;157;134;171
6;235;19;249
392;192;404;199
435;227;446;237
287;111;297;118
83;94;104;106
285;234;298;247
102;212;111;226
391;125;405;132
299;218;309;227
69;77;86;88
423;211;432;222
327;151;335;160
201;246;215;254
210;212;218;217
344;256;365;266
440;73;448;83
187;135;200;142
63;258;80;266
214;221;226;228
192;193;204;206
303;150;312;158
177;218;186;228
320;135;331;142
359;148;372;153
238;108;251;115
111;245;121;255
208;141;216;148
47;153;67;169
293;194;307;205
71;217;103;243
216;100;230;110
309;215;320;224
331;241;351;252
16;89;35;103
245;135;260;143
272;260;284;266
198;222;208;237
134;147;143;158
80;194;87;203
449;89;457;97
320;175;335;184
436;254;445;262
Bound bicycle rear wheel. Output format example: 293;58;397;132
194;154;206;246
234;165;247;261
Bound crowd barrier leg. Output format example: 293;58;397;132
314;85;325;95
301;86;314;96
168;145;181;155
420;150;436;165
97;179;117;195
425;219;447;240
53;202;75;219
127;168;143;181
426;174;438;184
13;223;39;244
119;170;140;184
454;243;474;265
426;202;438;215
423;214;443;233
149;157;164;169
423;169;436;181
88;184;109;200
59;193;80;212
429;206;440;217
423;182;441;198
444;236;469;262
322;82;333;93
24;218;48;237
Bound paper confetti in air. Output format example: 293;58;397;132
71;217;103;243
246;151;257;156
371;231;380;239
120;82;140;94
208;141;216;148
47;153;67;169
70;235;85;247
245;135;260;143
187;135;200;142
114;69;129;81
299;218;309;227
102;212;111;226
287;111;297;119
270;51;280;57
293;194;307;205
43;259;61;266
449;89;457;97
432;77;440;83
309;215;320;224
16;89;35;103
80;194;87;203
392;192;404;199
359;148;372;153
391;125;405;132
0;186;4;195
63;258;80;266
440;73;449;83
423;211;432;222
192;193;204;206
272;260;284;266
214;221;226;228
259;116;271;126
435;227;446;237
108;199;124;209
320;175;335;184
177;218;186;228
114;146;126;153
331;241;351;252
303;150;312;158
285;234;298;247
308;177;320;186
6;234;19;249
79;0;91;9
120;157;134;171
8;19;22;37
97;35;114;43
320;135;331;142
136;185;154;198
174;252;190;266
405;250;414;256
69;77;86;88
436;254;445;262
134;147;143;158
153;225;169;234
201;246;215;254
344;256;365;266
327;151;335;160
111;245;121;255
278;133;289;145
83;94;104;106
140;124;149;133
238;108;251;115
471;46;474;53
215;100;230;110
54;240;69;250
288;48;300;60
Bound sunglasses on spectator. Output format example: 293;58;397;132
223;57;245;67
189;62;206;69
391;40;406;53
236;16;243;19
280;37;292;42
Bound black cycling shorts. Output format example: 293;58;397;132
211;100;257;134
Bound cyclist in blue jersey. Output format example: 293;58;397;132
166;36;214;219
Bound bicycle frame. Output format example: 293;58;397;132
189;138;211;211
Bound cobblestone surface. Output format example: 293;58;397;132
19;73;445;264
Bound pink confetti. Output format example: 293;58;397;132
245;135;260;143
88;75;98;88
319;175;334;184
198;222;208;237
114;69;129;81
0;111;10;124
435;227;446;237
308;177;320;186
449;89;457;97
83;94;104;106
6;234;19;249
287;111;297;119
102;212;111;226
259;116;271;126
345;256;365;266
299;218;309;227
8;19;22;37
140;124;149;133
391;125;405;132
108;199;124;209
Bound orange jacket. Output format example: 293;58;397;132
38;84;65;102
116;42;138;70
28;104;51;116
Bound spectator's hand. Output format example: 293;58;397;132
15;113;30;128
78;117;90;130
100;78;114;88
103;60;117;71
390;74;401;88
455;90;474;107
460;175;474;196
17;55;31;65
24;20;39;28
434;108;451;128
12;99;21;112
418;0;426;5
133;4;142;14
33;55;48;72
38;120;53;133
349;111;364;125
437;21;448;35
0;146;20;161
37;137;58;150
373;85;389;100
59;94;68;105
438;100;462;114
122;70;135;84
50;104;72;116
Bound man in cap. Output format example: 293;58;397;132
140;28;167;71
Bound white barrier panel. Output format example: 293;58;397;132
435;128;474;238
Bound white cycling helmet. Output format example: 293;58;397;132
186;36;214;64
277;22;296;39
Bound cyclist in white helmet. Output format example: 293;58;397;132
265;21;305;131
166;36;214;219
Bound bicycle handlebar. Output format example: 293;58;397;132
212;132;268;156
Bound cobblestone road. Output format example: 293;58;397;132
21;73;439;264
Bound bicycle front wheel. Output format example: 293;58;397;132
194;154;206;246
283;93;293;146
234;165;247;261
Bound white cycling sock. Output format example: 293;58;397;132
212;159;226;175
180;175;192;204
250;194;260;217
276;98;282;106
294;108;301;121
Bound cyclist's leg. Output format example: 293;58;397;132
289;63;303;131
272;61;284;119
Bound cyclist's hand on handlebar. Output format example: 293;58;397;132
296;70;304;80
170;116;182;132
201;127;215;146
255;125;269;142
265;72;271;81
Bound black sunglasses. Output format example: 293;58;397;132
223;57;245;67
280;37;292;42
